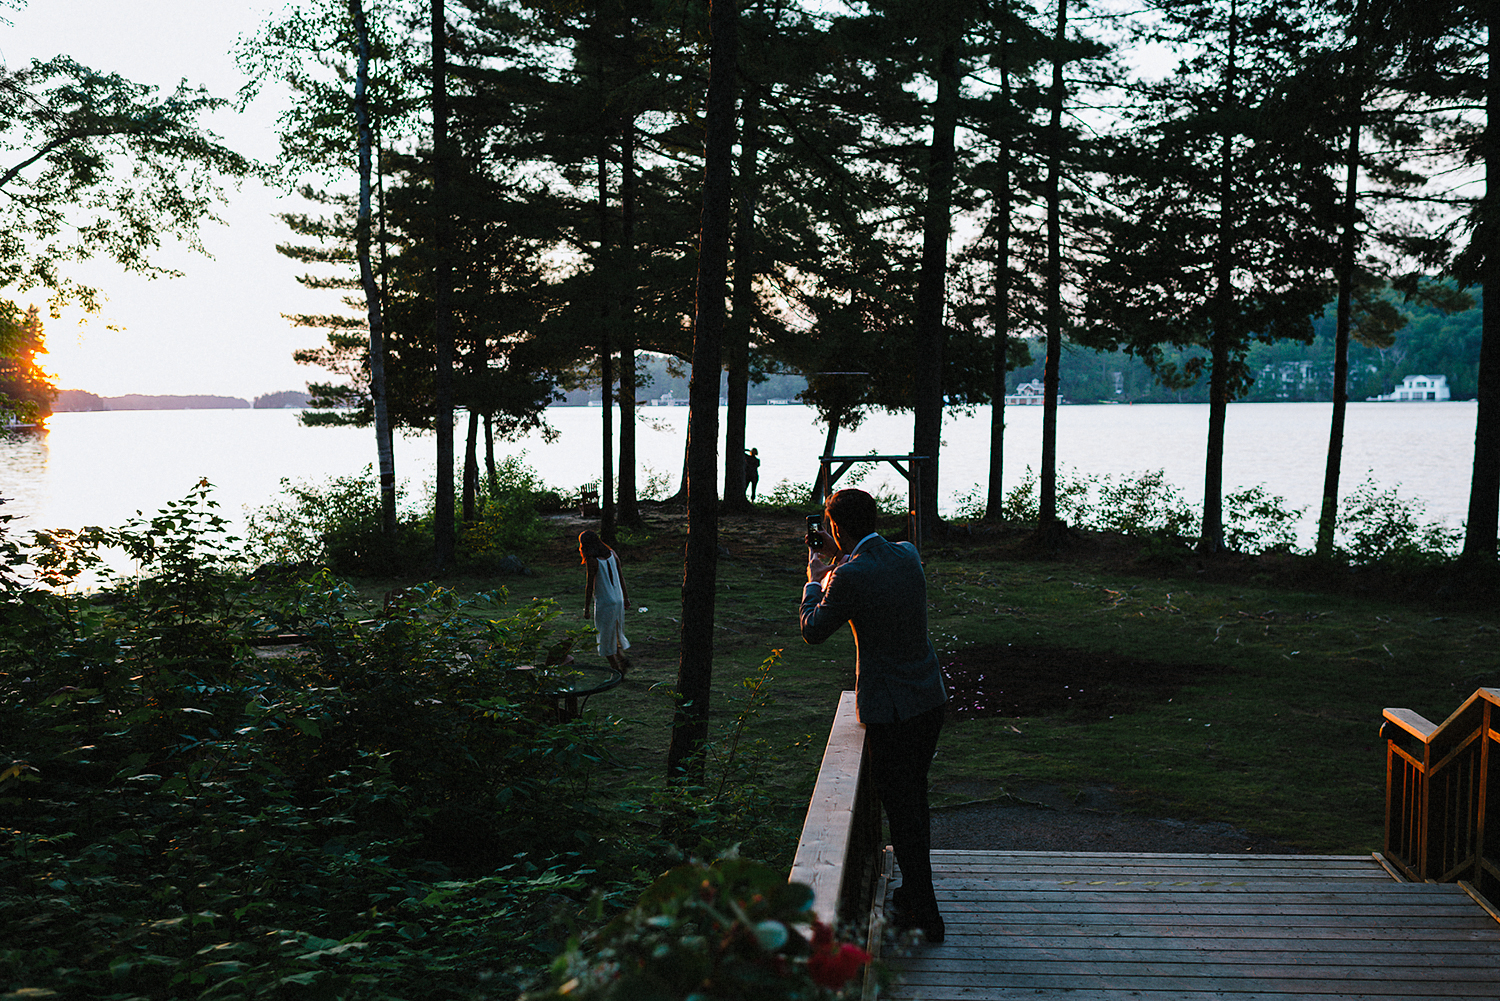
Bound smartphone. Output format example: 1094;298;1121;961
805;515;823;550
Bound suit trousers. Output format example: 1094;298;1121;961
864;701;945;898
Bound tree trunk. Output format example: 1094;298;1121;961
724;88;762;513
431;0;456;572
1039;0;1066;533
669;0;737;785
350;0;396;538
986;36;1013;522
464;312;488;523
1464;5;1500;562
1318;103;1361;559
618;118;643;529
598;137;617;543
1201;1;1238;555
912;37;960;542
463;408;479;522
484;411;496;490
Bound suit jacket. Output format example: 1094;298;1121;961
800;534;946;724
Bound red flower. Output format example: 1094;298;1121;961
809;921;833;949
807;942;871;989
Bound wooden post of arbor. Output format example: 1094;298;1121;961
817;454;929;550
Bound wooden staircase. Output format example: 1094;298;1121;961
790;692;1500;1000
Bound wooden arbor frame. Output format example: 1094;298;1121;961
816;454;930;548
1383;687;1500;910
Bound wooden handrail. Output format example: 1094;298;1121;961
789;691;883;932
1383;688;1500;909
1380;707;1439;741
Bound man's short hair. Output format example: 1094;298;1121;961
825;488;878;540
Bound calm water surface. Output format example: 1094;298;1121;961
0;401;1479;548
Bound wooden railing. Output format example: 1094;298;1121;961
789;691;885;936
1383;688;1500;907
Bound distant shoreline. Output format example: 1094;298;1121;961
47;393;1479;414
51;390;312;412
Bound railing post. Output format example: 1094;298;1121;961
1478;700;1492;895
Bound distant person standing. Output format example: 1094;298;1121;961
580;531;632;674
744;447;761;501
798;488;948;943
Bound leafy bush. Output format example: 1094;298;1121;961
758;479;817;511
528;858;874;1001
624;652;804;868
1000;467;1040;522
245;466;425;575
948;482;988;521
968;466;1176;534
1224;484;1304;554
960;467;1304;554
463;454;554;556
1;488;639;999
1336;474;1462;567
638;463;675;501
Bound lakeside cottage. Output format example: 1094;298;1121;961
1370;374;1451;402
1004;380;1047;405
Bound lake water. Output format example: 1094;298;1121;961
0;401;1480;551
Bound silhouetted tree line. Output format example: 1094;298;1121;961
228;0;1497;568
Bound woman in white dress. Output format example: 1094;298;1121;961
579;531;632;674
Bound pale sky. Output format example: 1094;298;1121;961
4;1;342;400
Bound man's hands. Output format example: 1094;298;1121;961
807;549;847;585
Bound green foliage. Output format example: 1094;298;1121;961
1086;470;1197;540
462;455;553;557
999;467;1041;523
0;487;647;999
757;480;817;512
1335;475;1462;567
248;457;572;575
970;468;1304;555
1003;285;1483;405
2;488;837;1000
600;653;804;873
638;464;675;502
949;482;988;522
0;302;54;421
244;466;425;575
0;55;250;311
1223;485;1304;554
527;858;873;1001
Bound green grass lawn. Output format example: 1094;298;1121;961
419;507;1500;860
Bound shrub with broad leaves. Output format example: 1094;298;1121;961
530;858;875;1001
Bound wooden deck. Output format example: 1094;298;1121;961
880;850;1500;1000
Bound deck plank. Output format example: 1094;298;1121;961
882;852;1500;1001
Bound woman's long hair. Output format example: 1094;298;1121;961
578;530;613;563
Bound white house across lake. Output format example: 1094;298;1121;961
1370;374;1451;402
1004;379;1047;406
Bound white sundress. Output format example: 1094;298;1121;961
593;553;630;657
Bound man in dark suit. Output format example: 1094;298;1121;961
800;488;948;943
